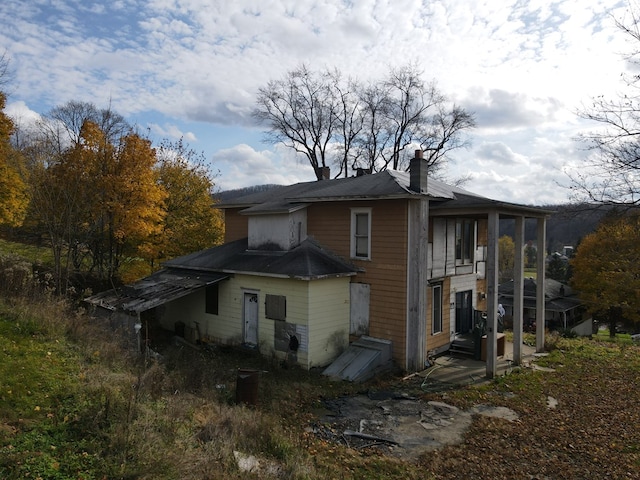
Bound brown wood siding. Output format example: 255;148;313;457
223;208;249;242
477;218;488;245
307;199;410;365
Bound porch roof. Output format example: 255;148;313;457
85;269;229;314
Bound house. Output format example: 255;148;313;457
86;151;551;377
499;277;591;335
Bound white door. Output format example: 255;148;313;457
350;283;370;336
243;292;259;345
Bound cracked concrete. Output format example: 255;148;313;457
316;393;519;461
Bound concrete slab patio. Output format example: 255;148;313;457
417;340;538;391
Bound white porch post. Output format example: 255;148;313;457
513;215;525;365
536;217;547;352
486;210;499;378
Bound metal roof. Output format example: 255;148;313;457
498;278;582;313
85;269;229;314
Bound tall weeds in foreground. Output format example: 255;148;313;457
0;255;318;479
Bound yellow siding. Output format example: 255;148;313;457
308;199;410;366
307;277;351;367
160;273;350;369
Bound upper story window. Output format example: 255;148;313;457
351;208;372;260
455;219;475;265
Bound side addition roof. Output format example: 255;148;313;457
85;268;229;314
164;237;359;280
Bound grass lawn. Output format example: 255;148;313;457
1;295;639;479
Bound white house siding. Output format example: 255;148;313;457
160;273;350;369
450;275;479;308
430;218;446;279
248;210;307;250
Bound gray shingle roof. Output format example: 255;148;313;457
164;237;359;279
217;169;550;217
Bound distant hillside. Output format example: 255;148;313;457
214;184;283;202
500;204;612;252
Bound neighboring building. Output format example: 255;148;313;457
86;151;550;374
499;277;591;335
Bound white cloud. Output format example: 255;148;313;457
212;143;314;191
0;0;634;205
148;123;197;142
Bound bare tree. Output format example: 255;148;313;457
353;82;391;172
254;63;475;178
572;2;640;207
381;64;442;171
253;65;342;180
418;105;476;175
0;51;12;89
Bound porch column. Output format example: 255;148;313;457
512;215;525;365
485;210;499;378
406;197;429;371
536;217;547;352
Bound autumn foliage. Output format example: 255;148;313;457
3;99;223;289
571;214;640;330
0;92;29;227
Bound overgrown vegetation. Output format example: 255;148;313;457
1;252;639;479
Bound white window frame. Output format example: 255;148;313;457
432;283;443;335
350;207;372;260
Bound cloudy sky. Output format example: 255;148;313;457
0;0;633;205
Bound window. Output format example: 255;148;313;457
455;219;474;264
432;284;443;334
205;283;219;315
351;208;372;259
265;294;286;321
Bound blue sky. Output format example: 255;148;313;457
0;0;632;204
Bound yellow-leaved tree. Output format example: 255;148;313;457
0;91;29;227
140;139;223;269
21;101;168;289
75;120;167;280
571;214;640;336
498;235;515;283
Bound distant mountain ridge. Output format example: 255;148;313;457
500;203;612;251
214;184;283;202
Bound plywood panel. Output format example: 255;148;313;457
223;208;248;242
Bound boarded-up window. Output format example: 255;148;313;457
205;283;219;315
265;294;286;321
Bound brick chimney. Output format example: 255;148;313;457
316;166;330;180
409;150;428;194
